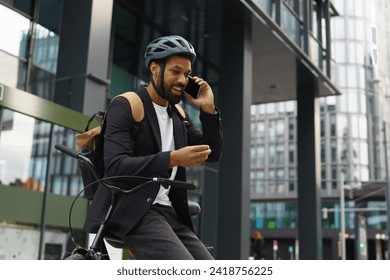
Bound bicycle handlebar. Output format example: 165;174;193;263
55;143;79;159
54;144;196;190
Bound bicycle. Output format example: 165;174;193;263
54;144;203;260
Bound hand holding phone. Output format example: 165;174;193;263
183;76;216;114
184;76;201;99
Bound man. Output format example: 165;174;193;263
84;35;223;259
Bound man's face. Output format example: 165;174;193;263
158;55;192;104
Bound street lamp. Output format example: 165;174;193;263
339;173;346;260
372;78;390;260
339;173;363;260
382;122;390;259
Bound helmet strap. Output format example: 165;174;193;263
150;61;167;101
150;60;174;117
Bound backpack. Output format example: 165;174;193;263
75;91;186;200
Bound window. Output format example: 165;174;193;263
321;142;326;162
276;119;285;142
276;144;284;165
0;1;62;99
258;121;266;143
320;116;325;137
337;114;348;138
1;0;34;16
269;145;275;165
257;146;265;167
33;24;59;73
289;144;295;164
281;1;301;46
359;141;368;165
276;168;285;194
321;168;326;190
0;4;30;58
250;201;297;229
288;118;295;140
331;167;338;189
331;140;337;162
330;114;336;137
0;50;27;89
0;108;82;196
350;115;359;138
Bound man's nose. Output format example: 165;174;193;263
178;74;187;85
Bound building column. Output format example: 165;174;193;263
210;0;252;260
296;60;323;259
54;0;113;115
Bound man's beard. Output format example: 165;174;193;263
164;84;183;105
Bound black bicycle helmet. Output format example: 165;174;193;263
144;35;196;68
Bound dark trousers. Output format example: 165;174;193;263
120;204;214;260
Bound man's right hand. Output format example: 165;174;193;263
169;145;211;168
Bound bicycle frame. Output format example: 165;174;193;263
55;144;197;260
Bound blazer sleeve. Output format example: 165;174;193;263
186;107;223;162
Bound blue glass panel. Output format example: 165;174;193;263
281;3;302;47
33;24;59;73
0;4;30;58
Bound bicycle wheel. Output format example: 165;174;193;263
63;247;96;260
64;253;88;260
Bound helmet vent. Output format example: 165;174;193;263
177;40;186;48
164;41;177;48
154;47;165;53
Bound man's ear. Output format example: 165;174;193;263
150;62;159;78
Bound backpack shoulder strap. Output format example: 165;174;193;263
118;91;144;122
116;91;185;122
116;91;143;153
174;104;186;120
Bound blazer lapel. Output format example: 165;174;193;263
138;87;162;151
172;109;185;149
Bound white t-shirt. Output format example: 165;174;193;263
152;103;177;206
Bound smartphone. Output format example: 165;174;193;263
184;76;200;99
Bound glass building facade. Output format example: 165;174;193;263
250;0;390;259
0;0;222;259
1;0;354;260
0;0;88;260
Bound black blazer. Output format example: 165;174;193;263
83;86;223;237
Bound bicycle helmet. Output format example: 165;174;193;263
144;35;196;68
144;35;196;108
